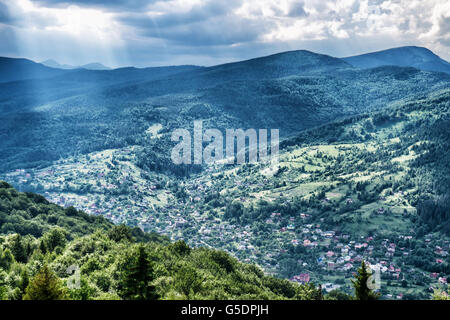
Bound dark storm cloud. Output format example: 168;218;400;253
119;0;269;46
152;18;267;46
122;15;268;46
0;1;13;24
119;1;235;29
0;1;58;29
287;2;307;18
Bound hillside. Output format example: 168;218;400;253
0;57;69;83
0;50;448;174
0;48;449;300
4;88;448;299
80;63;111;71
0;181;164;243
343;46;450;74
41;60;111;71
0;182;322;300
195;50;352;80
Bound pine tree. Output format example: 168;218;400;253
117;245;159;300
39;240;47;254
0;248;14;271
23;264;67;300
11;234;27;263
351;261;380;300
17;269;29;299
0;270;7;300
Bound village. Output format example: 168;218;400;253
2;145;449;299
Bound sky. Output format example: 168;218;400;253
0;0;449;68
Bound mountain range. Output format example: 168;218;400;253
1;46;449;84
0;46;448;174
41;59;111;71
343;46;450;74
0;46;448;299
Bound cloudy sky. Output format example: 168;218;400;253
0;0;449;68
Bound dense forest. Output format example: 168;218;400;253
0;181;327;300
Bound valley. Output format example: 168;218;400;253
0;47;449;299
3;88;449;299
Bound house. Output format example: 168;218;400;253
271;212;281;217
323;231;335;238
355;243;368;249
323;283;341;293
343;263;353;271
291;273;310;284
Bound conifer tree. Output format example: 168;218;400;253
0;248;14;270
351;260;380;300
0;270;7;300
117;245;158;300
18;269;29;299
23;264;67;300
11;234;27;263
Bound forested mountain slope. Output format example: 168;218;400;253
343;46;450;74
0;50;448;174
0;181;321;300
1;48;449;300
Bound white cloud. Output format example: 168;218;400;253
0;0;448;66
0;0;126;66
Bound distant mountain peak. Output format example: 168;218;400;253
202;49;353;80
80;62;111;70
41;59;111;70
41;59;77;70
0;57;68;83
343;46;450;74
